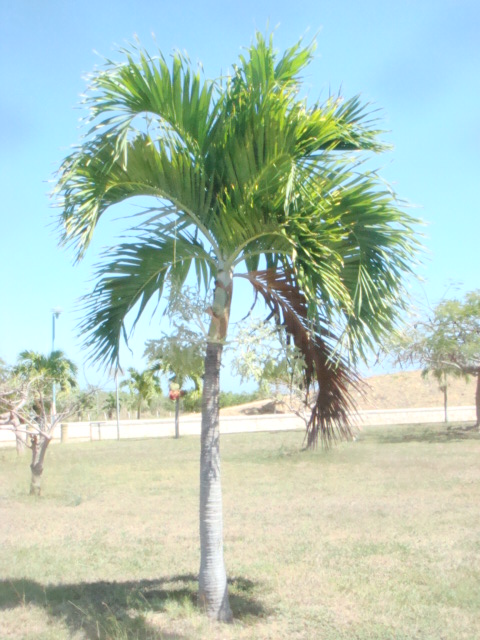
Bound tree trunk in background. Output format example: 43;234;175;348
11;414;27;456
29;434;50;496
198;340;232;622
174;398;180;439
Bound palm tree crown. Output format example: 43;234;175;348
55;33;419;444
120;367;161;418
14;350;78;392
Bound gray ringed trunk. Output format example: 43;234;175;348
198;340;232;622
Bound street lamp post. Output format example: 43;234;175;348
51;308;62;421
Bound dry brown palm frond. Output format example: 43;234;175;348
237;268;363;447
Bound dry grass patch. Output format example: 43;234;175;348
1;423;479;639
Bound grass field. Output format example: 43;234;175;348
1;423;479;640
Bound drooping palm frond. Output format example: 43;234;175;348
301;94;388;154
57;131;217;260
237;269;362;447
80;231;214;367
281;160;420;360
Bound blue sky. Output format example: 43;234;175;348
1;0;479;389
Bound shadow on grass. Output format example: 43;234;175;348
364;422;480;445
0;574;269;639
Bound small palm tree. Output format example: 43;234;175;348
73;388;96;421
55;34;419;620
145;323;205;437
102;392;117;419
13;350;78;495
121;367;161;419
15;350;77;419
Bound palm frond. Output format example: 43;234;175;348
300;94;388;154
237;269;362;447
14;350;78;391
88;46;219;154
281;158;421;360
56;132;216;260
80;231;213;367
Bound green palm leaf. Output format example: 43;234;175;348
15;350;78;391
80;231;213;367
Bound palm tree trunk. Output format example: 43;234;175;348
174;397;180;438
198;267;233;622
198;340;232;621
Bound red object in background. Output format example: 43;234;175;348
169;389;186;401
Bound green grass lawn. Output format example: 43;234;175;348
0;423;479;639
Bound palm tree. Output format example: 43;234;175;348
15;350;77;419
120;367;161;419
145;324;205;438
14;350;78;495
102;392;117;419
72;388;96;421
55;33;419;620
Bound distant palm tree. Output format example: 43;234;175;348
73;388;96;421
14;350;78;495
102;392;117;419
145;324;205;438
120;367;161;419
15;350;77;419
55;34;419;620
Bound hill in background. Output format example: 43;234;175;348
220;370;477;416
356;370;476;410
